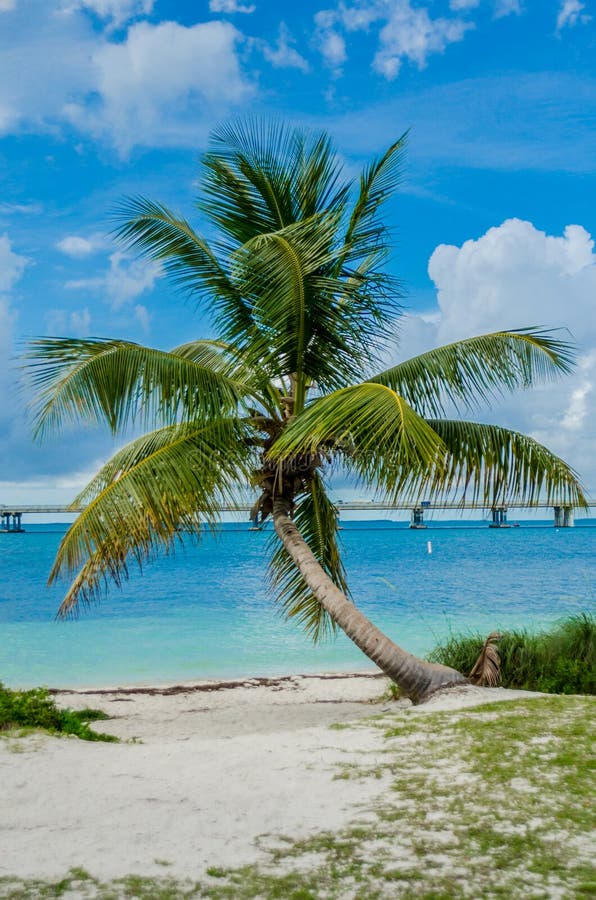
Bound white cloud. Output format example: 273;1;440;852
56;235;104;257
0;3;96;138
65;19;253;153
317;30;347;68
373;2;474;79
209;0;255;12
62;1;154;27
66;250;161;309
0;0;16;12
134;303;150;332
398;219;596;491
493;0;523;17
0;201;43;216
556;0;590;31
45;306;92;336
450;0;480;10
0;233;28;292
315;1;474;80
262;23;309;71
0;4;254;153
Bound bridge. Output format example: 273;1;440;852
1;498;593;532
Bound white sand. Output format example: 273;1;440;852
0;673;539;881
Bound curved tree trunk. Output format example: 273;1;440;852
273;500;468;704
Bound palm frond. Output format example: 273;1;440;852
268;473;348;641
270;383;445;501
469;632;502;687
51;418;253;616
201;118;349;240
235;214;401;394
424;418;587;507
341;132;407;264
171;338;282;417
371;329;576;417
26;337;248;437
113;197;257;345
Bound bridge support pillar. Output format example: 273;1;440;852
410;507;427;529
489;506;509;528
1;511;24;532
553;505;574;528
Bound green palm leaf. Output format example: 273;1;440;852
268;473;348;641
371;329;575;417
171;338;283;417
341;132;407;265
235;213;365;394
424;419;587;507
51;418;254;617
114;197;257;347
27;337;248;437
270;383;445;500
201;119;349;240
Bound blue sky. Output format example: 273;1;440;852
1;0;595;504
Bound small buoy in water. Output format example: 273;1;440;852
427;540;432;555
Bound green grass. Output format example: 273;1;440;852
0;683;117;742
1;695;594;899
428;613;596;694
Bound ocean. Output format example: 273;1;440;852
0;520;594;688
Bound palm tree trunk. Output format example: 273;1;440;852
273;499;468;704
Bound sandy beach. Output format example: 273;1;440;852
0;673;544;885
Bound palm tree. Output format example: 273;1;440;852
29;120;585;703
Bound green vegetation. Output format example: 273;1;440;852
429;613;596;694
0;683;116;742
1;696;593;899
28;118;585;701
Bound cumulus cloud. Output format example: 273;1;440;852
373;2;473;78
65;19;253;153
209;0;255;12
314;10;347;69
0;0;16;11
450;0;480;9
314;0;474;79
45;306;92;336
56;235;104;257
261;23;309;71
134;303;150;333
0;233;28;292
398;219;596;491
66;250;161;310
0;3;254;153
556;0;590;31
0;2;96;138
63;0;154;27
493;0;523;17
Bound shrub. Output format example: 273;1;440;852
0;683;117;741
428;613;596;695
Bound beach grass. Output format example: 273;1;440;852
1;694;593;899
0;683;117;743
428;613;596;695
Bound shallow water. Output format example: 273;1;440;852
0;520;594;687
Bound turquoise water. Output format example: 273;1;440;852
0;521;594;688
